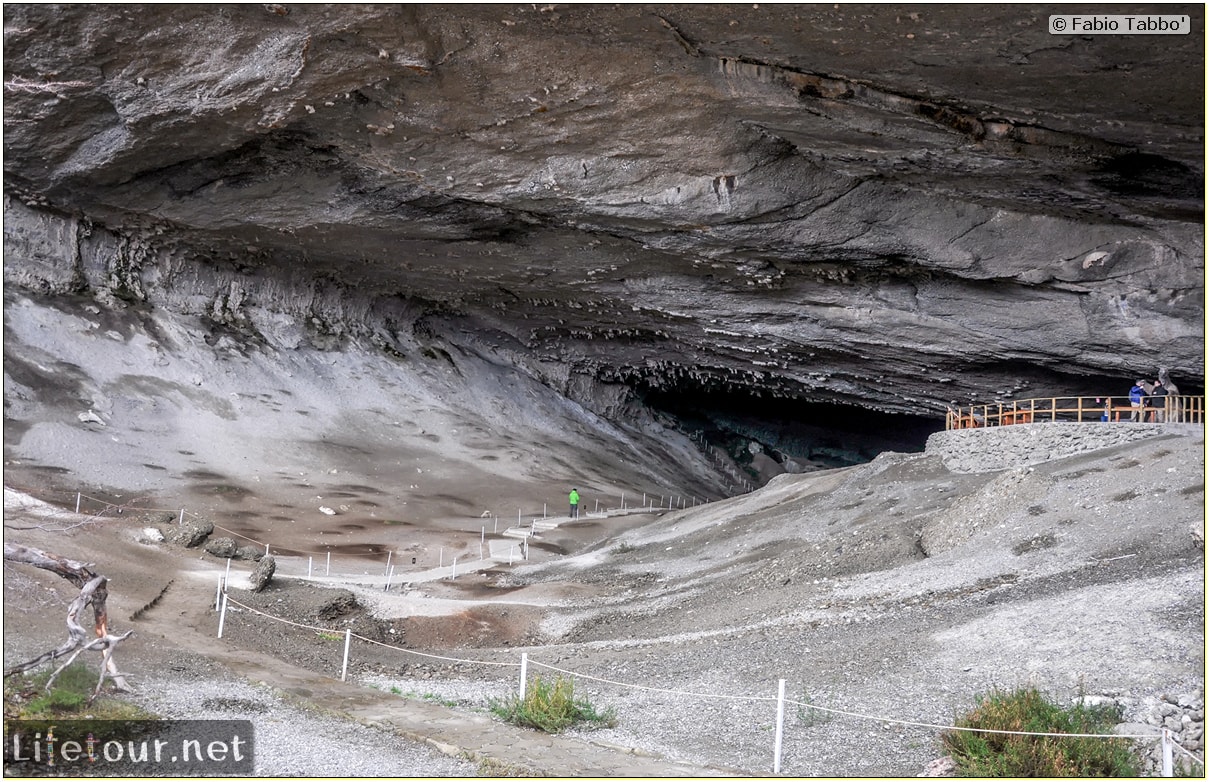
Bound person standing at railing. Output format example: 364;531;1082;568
1128;380;1149;422
569;488;580;518
1159;367;1182;422
1150;379;1169;423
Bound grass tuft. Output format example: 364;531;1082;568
488;675;616;733
942;686;1138;777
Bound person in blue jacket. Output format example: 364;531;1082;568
1128;379;1149;421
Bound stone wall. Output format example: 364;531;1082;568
1122;689;1207;777
925;422;1203;474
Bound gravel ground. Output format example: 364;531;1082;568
128;660;480;777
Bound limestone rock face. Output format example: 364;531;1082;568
2;4;1203;418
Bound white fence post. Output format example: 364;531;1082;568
216;591;229;639
519;652;528;699
773;678;786;774
75;492;81;513
451;557;457;580
326;551;331;575
1162;729;1173;777
341;628;352;682
178;508;185;524
308;556;313;578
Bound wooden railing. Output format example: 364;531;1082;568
946;395;1205;430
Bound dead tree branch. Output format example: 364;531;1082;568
3;543;133;696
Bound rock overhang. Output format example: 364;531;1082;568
2;3;1204;434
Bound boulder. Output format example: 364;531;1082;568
249;555;276;592
167;516;213;548
235;545;265;561
204;537;238;558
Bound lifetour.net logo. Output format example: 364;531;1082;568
4;719;254;776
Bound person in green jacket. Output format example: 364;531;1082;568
568;488;580;518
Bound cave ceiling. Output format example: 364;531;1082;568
2;3;1205;417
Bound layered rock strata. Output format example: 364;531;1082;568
3;4;1204;441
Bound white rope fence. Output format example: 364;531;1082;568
42;487;713;582
214;581;1204;776
0;485;716;593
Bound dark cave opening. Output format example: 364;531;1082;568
642;387;941;477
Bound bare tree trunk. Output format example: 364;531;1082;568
3;542;133;696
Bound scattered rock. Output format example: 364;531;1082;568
140;527;165;543
1127;690;1205;776
316;590;360;621
918;756;956;776
77;409;105;425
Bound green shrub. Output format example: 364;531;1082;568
797;692;833;727
942;687;1138;777
488;675;616;733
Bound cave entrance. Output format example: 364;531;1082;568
642;388;940;481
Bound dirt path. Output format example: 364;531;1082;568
120;545;743;777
